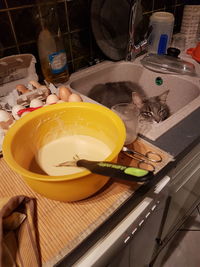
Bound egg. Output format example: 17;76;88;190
16;84;30;94
0;110;11;122
46;94;59;105
38;85;51;96
68;93;83;102
30;99;43;108
0;110;13;130
0;128;5;146
12;105;24;120
57;100;65;104
29;80;41;89
58;86;72;101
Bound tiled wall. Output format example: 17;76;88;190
0;0;185;78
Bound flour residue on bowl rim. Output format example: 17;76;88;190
31;112;116;153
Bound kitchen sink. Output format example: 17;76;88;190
66;55;200;141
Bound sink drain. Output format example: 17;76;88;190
155;77;163;86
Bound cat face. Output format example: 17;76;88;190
132;90;170;123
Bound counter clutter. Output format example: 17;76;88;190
1;49;198;264
0;80;83;152
0;137;173;265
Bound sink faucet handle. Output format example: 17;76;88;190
126;0;141;61
126;24;152;61
126;39;135;61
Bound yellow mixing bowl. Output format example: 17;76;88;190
3;102;126;202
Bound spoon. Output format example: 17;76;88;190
55;157;154;183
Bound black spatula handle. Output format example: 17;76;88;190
77;160;154;183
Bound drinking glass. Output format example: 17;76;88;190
111;103;139;145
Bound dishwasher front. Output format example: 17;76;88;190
72;175;170;267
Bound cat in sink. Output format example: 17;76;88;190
88;81;170;123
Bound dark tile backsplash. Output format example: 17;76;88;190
0;0;185;78
11;8;38;43
6;0;37;8
0;11;16;47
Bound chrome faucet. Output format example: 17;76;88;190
126;0;151;61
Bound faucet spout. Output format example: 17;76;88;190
126;0;150;61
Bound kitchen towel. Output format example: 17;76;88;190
0;195;41;267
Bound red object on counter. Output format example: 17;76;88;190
186;42;200;63
17;106;42;116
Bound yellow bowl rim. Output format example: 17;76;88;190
2;102;126;182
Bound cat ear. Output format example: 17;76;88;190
158;90;170;104
132;92;144;109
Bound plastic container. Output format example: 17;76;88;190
37;0;69;84
187;42;200;63
148;12;175;54
172;33;186;52
180;5;200;49
2;102;126;202
0;54;38;96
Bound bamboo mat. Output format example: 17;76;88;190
0;138;173;266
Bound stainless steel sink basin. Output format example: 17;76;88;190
67;55;200;141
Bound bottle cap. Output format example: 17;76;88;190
150;12;174;23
